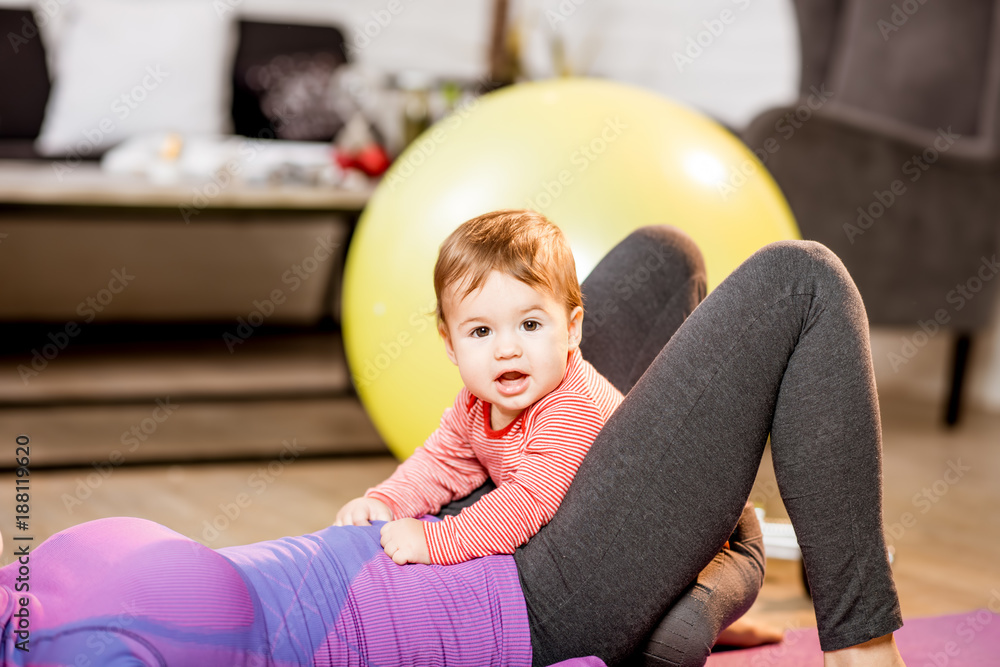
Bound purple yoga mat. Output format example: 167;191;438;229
706;610;1000;666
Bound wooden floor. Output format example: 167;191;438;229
0;332;998;637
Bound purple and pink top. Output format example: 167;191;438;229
0;516;606;666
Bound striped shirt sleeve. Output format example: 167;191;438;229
365;389;489;520
423;391;608;565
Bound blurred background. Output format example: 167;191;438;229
0;0;998;644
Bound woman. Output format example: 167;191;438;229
0;227;904;666
521;226;904;666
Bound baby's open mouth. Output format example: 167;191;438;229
495;370;529;396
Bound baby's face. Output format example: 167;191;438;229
440;271;583;430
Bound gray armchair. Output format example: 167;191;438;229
742;0;1000;424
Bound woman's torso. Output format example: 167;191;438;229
0;517;531;666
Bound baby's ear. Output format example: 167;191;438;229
439;322;459;365
567;306;584;350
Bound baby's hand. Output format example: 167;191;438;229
334;497;393;526
380;518;430;565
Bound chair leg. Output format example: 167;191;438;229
944;332;973;427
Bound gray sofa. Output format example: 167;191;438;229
742;0;1000;424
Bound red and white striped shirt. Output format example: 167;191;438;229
366;348;624;565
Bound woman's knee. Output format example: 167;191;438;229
633;588;716;667
629;225;707;286
753;239;840;271
747;240;861;303
581;225;709;391
593;225;707;291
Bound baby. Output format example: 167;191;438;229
335;209;624;565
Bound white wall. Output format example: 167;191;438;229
514;0;799;128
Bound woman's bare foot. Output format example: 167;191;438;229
716;616;784;647
824;633;906;667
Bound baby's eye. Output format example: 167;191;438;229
471;326;491;338
522;320;541;332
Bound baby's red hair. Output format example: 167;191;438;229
434;209;583;326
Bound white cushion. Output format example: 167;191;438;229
35;0;234;157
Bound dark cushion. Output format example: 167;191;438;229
0;8;51;157
231;20;349;142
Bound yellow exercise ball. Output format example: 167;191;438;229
343;77;798;460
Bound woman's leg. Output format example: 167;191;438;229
579;225;707;396
582;226;773;665
516;239;902;665
625;501;767;667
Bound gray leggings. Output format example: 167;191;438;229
514;227;903;665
